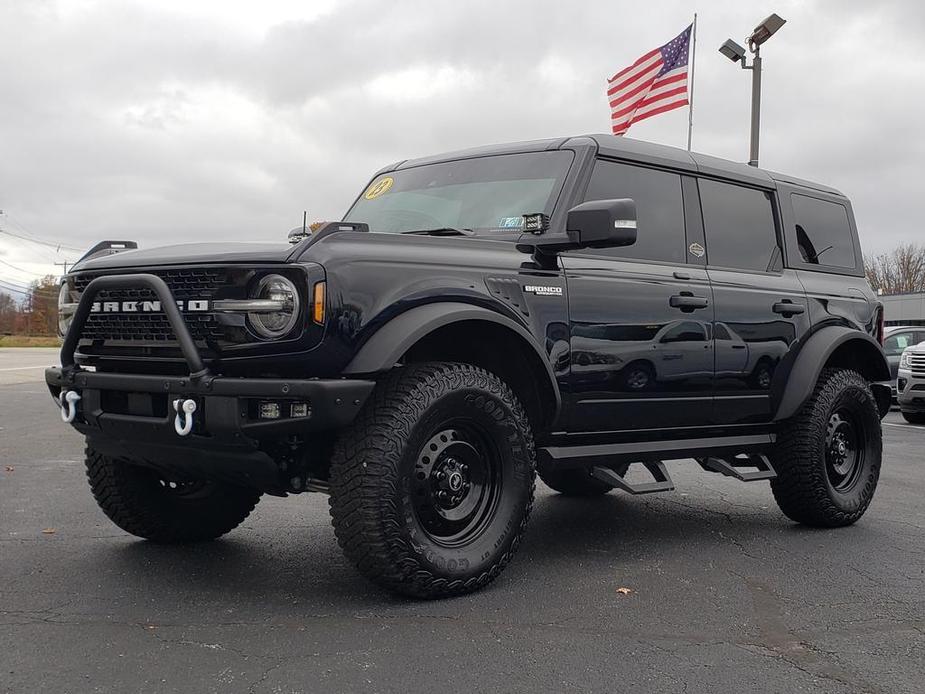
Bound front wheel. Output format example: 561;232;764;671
771;368;882;527
85;446;261;543
328;363;536;598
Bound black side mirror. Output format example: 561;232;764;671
566;198;637;249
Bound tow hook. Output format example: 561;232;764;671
59;390;81;423
172;398;198;437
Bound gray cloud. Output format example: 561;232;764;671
0;0;922;283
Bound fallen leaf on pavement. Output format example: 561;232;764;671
4;466;13;472
616;587;633;595
41;528;56;535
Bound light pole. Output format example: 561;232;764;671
719;13;786;167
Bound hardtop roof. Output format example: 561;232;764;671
387;133;843;197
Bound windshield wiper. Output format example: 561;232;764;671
400;227;475;237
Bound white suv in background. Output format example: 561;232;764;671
897;343;925;423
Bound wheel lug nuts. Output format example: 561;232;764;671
436;471;445;480
459;464;468;473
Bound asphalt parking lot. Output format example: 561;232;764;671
1;348;923;693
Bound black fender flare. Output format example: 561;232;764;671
343;301;562;418
773;326;890;421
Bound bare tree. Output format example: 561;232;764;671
0;291;16;334
864;244;925;295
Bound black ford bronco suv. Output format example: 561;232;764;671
48;134;891;598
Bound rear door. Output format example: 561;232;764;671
697;178;810;424
562;159;714;432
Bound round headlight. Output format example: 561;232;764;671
57;282;76;337
248;274;300;339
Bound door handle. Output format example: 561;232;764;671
772;300;805;316
672;271;691;280
669;293;709;312
731;344;746;350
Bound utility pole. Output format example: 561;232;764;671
54;261;70;275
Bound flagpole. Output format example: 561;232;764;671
687;12;698;151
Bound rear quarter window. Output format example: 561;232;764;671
790;194;856;269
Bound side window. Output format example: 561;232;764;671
884;332;916;356
699;179;779;272
791;194;856;269
583;160;686;263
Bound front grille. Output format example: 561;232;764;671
72;268;229;346
909;353;925;375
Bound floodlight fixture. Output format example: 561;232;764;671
748;13;786;49
719;39;747;63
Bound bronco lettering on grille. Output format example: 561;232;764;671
89;299;211;313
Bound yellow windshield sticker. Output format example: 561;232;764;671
364;177;394;200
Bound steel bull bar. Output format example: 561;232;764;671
46;273;375;491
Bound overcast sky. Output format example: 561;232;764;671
1;0;923;292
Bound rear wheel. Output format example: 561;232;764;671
539;468;613;496
328;362;536;598
771;368;881;527
901;410;925;425
85;446;261;543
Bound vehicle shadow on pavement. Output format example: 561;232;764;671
70;486;887;606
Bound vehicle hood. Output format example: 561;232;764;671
74;242;296;272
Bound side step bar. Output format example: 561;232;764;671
539;434;775;470
591;462;675;495
538;434;777;496
698;454;777;481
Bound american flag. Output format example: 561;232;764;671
608;24;692;136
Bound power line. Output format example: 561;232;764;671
0;226;83;253
0;278;57;294
0;256;51;277
0;211;85;253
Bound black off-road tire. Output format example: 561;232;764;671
901;410;925;425
328;362;536;599
539;468;613;496
85;446;261;543
771;368;882;527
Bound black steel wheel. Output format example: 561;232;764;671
771;368;882;527
824;410;864;492
411;426;504;546
328;362;536;598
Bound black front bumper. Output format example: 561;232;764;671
48;272;375;492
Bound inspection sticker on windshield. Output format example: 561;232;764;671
364;177;393;200
498;217;524;229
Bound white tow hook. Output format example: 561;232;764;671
173;398;198;437
59;390;81;424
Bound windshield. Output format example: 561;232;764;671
344;151;574;234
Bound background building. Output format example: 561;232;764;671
882;293;925;327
